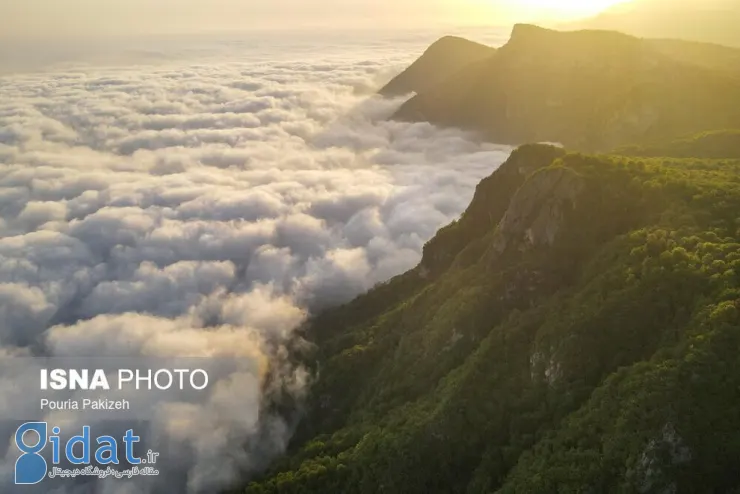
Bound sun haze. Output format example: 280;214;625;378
504;0;630;18
0;0;630;39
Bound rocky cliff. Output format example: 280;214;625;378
491;165;584;255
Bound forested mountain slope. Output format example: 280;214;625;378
244;143;740;493
391;25;740;151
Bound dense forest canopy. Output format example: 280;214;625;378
244;138;740;493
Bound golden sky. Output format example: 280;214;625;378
0;0;631;38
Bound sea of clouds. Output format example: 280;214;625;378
0;32;511;493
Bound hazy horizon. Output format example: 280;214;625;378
0;0;630;39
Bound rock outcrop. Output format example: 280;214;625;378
418;144;566;279
492;166;584;255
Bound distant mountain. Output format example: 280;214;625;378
246;141;740;493
646;38;740;74
568;0;740;48
392;24;740;151
379;36;495;97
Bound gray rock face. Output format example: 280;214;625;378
492;166;584;254
634;423;692;494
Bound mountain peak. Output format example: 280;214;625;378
506;22;640;49
425;35;485;52
506;24;559;48
510;23;553;39
378;35;495;97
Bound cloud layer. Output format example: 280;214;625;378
0;44;510;493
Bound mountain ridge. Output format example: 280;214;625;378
243;139;740;493
388;24;740;151
567;0;740;48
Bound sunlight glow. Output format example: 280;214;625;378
505;0;631;18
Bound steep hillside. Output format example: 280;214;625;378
569;0;740;48
244;144;740;493
393;25;740;151
378;36;496;97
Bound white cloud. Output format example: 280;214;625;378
0;45;511;493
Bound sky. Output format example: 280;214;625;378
0;0;630;38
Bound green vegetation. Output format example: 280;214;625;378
616;129;740;159
392;25;740;151
244;143;740;493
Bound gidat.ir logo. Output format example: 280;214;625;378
15;422;48;485
14;422;153;485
